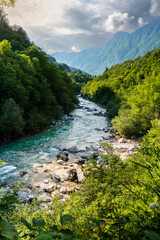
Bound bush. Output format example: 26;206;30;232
112;108;140;137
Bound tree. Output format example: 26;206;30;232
0;98;25;137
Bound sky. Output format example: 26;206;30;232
4;0;160;54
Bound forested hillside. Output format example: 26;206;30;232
0;9;78;142
0;2;160;240
53;18;160;75
82;48;160;137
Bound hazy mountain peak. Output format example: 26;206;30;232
52;18;160;75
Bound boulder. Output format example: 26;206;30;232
57;160;65;165
103;127;109;132
50;173;61;183
66;169;77;181
68;146;79;153
81;151;94;159
44;179;49;184
60;187;67;194
70;186;79;193
26;195;37;203
118;138;126;143
19;171;28;177
74;159;86;165
62;115;74;121
43;183;57;193
38;193;52;203
94;111;106;117
93;152;99;158
77;168;85;182
38;164;44;168
51;120;56;125
59;148;67;151
67;116;74;120
95;128;102;131
51;191;64;199
57;151;69;161
108;134;115;138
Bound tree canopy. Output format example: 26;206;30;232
0;12;78;142
82;48;160;137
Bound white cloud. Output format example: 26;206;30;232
149;0;160;17
104;12;134;33
3;0;156;53
71;46;80;52
138;17;145;27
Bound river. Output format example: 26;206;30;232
0;97;109;187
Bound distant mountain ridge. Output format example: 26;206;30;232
52;18;160;75
48;55;86;73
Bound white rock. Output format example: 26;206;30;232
43;184;57;193
118;138;126;143
60;187;67;194
44;179;49;184
77;168;85;182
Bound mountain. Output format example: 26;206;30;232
52;18;160;75
48;55;86;73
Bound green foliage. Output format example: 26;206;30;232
69;71;93;92
1;123;160;239
0;98;25;138
0;9;31;51
82;48;160;137
0;38;78;141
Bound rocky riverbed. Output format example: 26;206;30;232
2;134;140;204
0;97;140;204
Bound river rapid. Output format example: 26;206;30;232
0;97;109;188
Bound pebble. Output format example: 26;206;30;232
44;179;49;184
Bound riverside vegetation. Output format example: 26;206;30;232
0;9;78;143
0;5;160;240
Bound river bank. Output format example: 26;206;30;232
0;97;140;203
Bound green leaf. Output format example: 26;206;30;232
131;161;150;169
0;207;12;214
87;217;99;223
34;231;58;240
32;218;46;227
87;217;106;225
86;223;97;229
21;217;32;230
144;230;160;240
0;219;18;239
51;225;58;231
60;229;76;240
60;215;74;225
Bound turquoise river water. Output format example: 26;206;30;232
0;97;108;186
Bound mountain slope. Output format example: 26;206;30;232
53;18;160;75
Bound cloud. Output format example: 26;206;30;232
71;46;80;52
150;0;160;17
138;17;146;27
104;12;134;33
4;0;158;53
